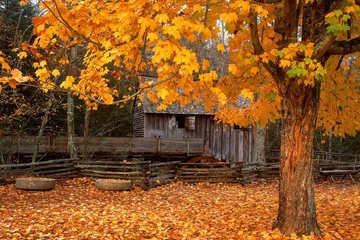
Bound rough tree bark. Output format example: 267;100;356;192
272;80;321;235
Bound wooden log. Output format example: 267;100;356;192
0;158;77;168
150;170;177;176
33;163;74;171
74;165;143;171
80;172;145;180
78;169;145;176
180;179;240;183
34;167;75;175
178;174;238;179
75;161;150;166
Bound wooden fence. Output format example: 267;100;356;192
0;158;79;179
1;155;359;188
0;136;204;159
0;158;258;188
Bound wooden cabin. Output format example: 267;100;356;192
133;97;253;162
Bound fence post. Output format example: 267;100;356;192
143;162;151;190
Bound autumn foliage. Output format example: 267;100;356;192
0;179;358;240
3;0;360;236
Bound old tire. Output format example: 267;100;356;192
95;179;132;191
16;177;56;191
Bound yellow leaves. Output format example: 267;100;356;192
163;26;181;39
152;40;176;64
157;88;169;100
0;69;32;92
345;6;356;14
220;12;238;23
60;76;75;89
147;32;158;42
0;53;11;72
51;69;60;77
228;64;238;75
318;55;360;136
279;59;291;68
250;66;259;76
19;0;29;6
155;13;169;23
241;88;254;101
40;60;47;68
156;103;168;111
193;4;203;13
217;43;226;53
230;0;250;15
199;70;218;83
253;5;269;18
17;51;28;59
202;59;210;71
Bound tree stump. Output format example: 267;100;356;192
16;177;56;190
95;179;132;191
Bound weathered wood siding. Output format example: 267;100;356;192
142;113;253;162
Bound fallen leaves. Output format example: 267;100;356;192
0;178;359;239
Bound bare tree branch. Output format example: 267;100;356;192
327;36;360;55
312;33;336;60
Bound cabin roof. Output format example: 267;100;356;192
143;101;213;115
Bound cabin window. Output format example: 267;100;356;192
176;115;185;128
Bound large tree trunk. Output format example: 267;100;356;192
273;80;322;236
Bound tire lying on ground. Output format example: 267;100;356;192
95;179;132;191
16;177;56;190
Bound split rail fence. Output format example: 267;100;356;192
1;155;359;189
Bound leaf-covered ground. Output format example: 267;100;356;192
0;178;359;239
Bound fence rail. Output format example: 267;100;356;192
0;136;205;159
1;155;359;188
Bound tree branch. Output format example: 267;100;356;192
327;36;360;55
249;9;282;82
312;0;349;60
312;33;336;60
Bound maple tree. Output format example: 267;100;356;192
19;0;360;236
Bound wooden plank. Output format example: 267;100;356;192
0;158;77;168
79;169;145;176
80;172;144;180
76;160;151;165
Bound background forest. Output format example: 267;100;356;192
2;0;360;161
